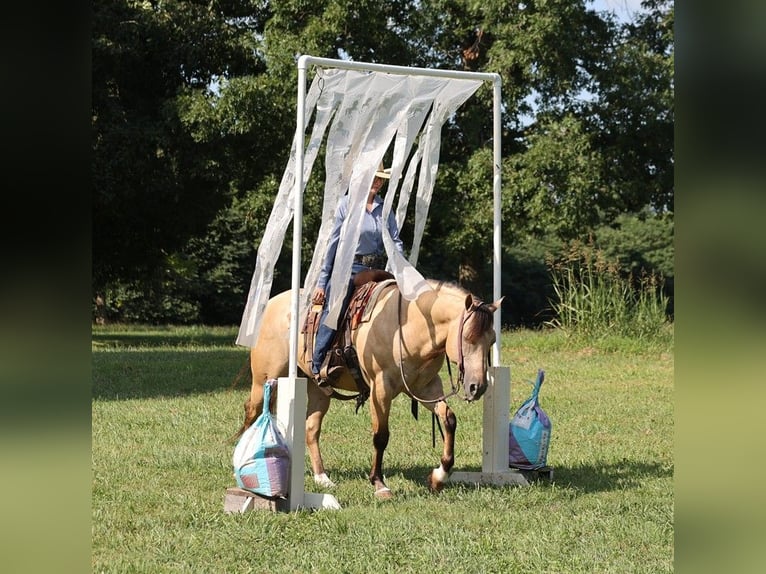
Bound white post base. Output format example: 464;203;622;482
277;376;341;511
450;469;536;486
450;366;540;487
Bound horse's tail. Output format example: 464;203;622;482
230;358;251;390
228;415;252;444
227;397;259;444
225;357;254;444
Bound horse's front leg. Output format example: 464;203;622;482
426;399;457;493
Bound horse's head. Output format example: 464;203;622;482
450;293;504;402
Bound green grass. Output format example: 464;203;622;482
92;324;673;573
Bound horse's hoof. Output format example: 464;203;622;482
374;486;394;500
427;467;448;493
427;472;446;493
314;473;336;489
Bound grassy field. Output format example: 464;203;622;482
92;324;673;573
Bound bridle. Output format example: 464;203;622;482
396;292;487;406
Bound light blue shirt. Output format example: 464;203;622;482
317;194;404;289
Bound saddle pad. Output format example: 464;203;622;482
360;279;397;324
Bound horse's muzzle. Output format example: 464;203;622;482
464;380;488;402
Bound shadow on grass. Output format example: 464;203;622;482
439;459;672;494
305;458;671;499
92;348;251;401
92;329;238;349
314;464;436;490
551;460;673;493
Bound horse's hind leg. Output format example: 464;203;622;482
306;383;335;488
368;383;393;499
231;374;266;444
235;337;288;440
425;399;457;493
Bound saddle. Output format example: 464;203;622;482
302;269;395;412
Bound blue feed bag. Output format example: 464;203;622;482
509;369;552;470
232;379;290;498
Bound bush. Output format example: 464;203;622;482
546;241;670;344
503;235;564;327
96;277;202;325
501;211;674;329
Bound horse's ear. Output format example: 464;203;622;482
487;296;505;312
464;293;474;311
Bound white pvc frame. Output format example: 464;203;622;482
275;56;525;513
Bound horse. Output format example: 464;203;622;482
233;278;503;499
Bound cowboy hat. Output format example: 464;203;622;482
374;162;391;179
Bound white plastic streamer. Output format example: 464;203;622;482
236;69;482;347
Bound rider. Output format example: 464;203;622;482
311;163;404;394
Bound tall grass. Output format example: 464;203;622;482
546;243;671;348
92;324;673;573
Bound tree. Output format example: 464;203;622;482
92;0;270;289
582;0;674;215
505;113;605;241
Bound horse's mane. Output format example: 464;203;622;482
427;278;463;292
424;279;494;343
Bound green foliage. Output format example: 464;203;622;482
92;325;673;572
594;209;674;279
504;234;565;327
92;0;674;327
485;0;611;109
582;0;674;214
546;241;671;347
498;210;672;330
100;264;200;325
505;114;605;240
417;149;498;293
92;0;264;286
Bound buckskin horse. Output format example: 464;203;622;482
233;277;503;499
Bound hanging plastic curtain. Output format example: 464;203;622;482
236;67;482;348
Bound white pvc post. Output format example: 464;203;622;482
276;57;341;511
277;376;341;510
451;364;530;486
281;57;309;511
276;376;306;511
483;366;510;472
492;76;503;366
289;63;307;378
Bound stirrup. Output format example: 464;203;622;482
320;364;344;381
318;349;344;381
313;374;334;397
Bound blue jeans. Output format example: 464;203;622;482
311;265;365;376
